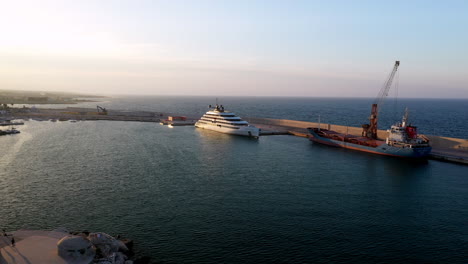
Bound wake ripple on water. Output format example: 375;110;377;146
0;127;33;168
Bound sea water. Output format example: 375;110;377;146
1;96;467;263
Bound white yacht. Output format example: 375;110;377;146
195;104;260;138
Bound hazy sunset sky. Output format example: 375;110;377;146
1;0;467;98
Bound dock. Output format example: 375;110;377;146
3;107;467;165
0;121;24;126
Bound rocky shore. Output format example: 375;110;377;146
0;228;151;264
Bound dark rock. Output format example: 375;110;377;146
121;238;134;251
134;256;151;264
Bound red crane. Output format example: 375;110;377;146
362;61;400;139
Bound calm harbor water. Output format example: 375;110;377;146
1;96;467;263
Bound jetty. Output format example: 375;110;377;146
0;121;24;126
3;107;467;165
5;107;163;122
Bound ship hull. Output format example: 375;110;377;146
195;122;260;138
307;128;431;158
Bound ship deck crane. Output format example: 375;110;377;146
362;61;400;139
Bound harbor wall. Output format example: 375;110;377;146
248;117;468;152
6;108;468;154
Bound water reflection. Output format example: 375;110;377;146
2;121;466;263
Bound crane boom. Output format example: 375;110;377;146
362;61;400;139
374;61;400;106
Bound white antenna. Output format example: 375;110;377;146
318;114;321;131
402;107;409;126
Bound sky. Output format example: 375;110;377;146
0;0;467;98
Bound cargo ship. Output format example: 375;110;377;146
307;61;432;158
307;109;432;158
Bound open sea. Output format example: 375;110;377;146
1;96;467;263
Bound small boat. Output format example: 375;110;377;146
10;128;20;134
3;128;21;135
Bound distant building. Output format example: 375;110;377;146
168;116;187;121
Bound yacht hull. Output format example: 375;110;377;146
195;122;260;138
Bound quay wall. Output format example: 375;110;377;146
248;117;468;152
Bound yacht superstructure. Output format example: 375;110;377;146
195;104;260;138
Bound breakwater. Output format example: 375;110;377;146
4;107;468;164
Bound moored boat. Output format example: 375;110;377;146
307;109;432;158
307;61;432;158
195;104;260;138
1;127;21;135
